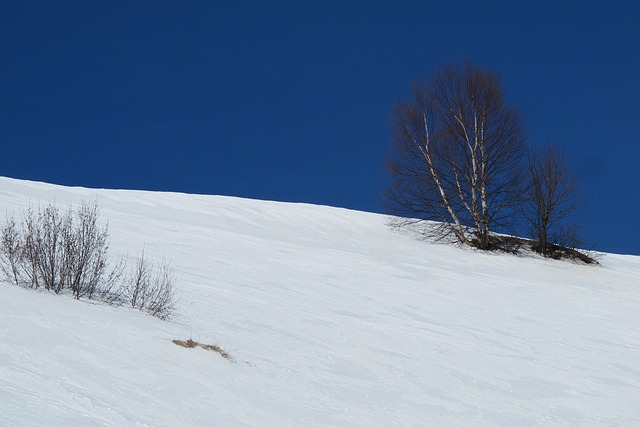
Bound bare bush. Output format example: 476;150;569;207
123;251;177;320
64;203;111;298
0;216;23;287
93;255;126;305
0;201;178;318
0;202;115;297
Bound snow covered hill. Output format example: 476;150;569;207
0;176;639;426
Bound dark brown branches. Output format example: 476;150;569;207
525;143;584;256
386;63;527;249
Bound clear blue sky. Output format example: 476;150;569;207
1;1;638;255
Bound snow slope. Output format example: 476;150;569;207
0;176;638;426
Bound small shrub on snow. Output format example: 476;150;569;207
0;202;113;297
0;201;178;319
122;251;177;320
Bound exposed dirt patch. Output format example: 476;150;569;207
172;339;233;361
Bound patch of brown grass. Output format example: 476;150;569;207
172;339;232;361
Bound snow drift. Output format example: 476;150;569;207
0;176;638;426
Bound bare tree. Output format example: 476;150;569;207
525;143;584;256
386;63;527;249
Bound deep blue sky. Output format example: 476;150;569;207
1;1;639;255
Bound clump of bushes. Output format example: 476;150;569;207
0;201;177;320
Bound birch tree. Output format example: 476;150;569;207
386;63;526;249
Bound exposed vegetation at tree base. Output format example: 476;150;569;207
486;235;596;264
386;62;590;261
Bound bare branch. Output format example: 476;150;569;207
386;63;526;249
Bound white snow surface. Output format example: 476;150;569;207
0;176;638;426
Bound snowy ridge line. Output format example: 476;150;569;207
0;176;639;426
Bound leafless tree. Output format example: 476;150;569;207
525;143;584;256
386;63;527;249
